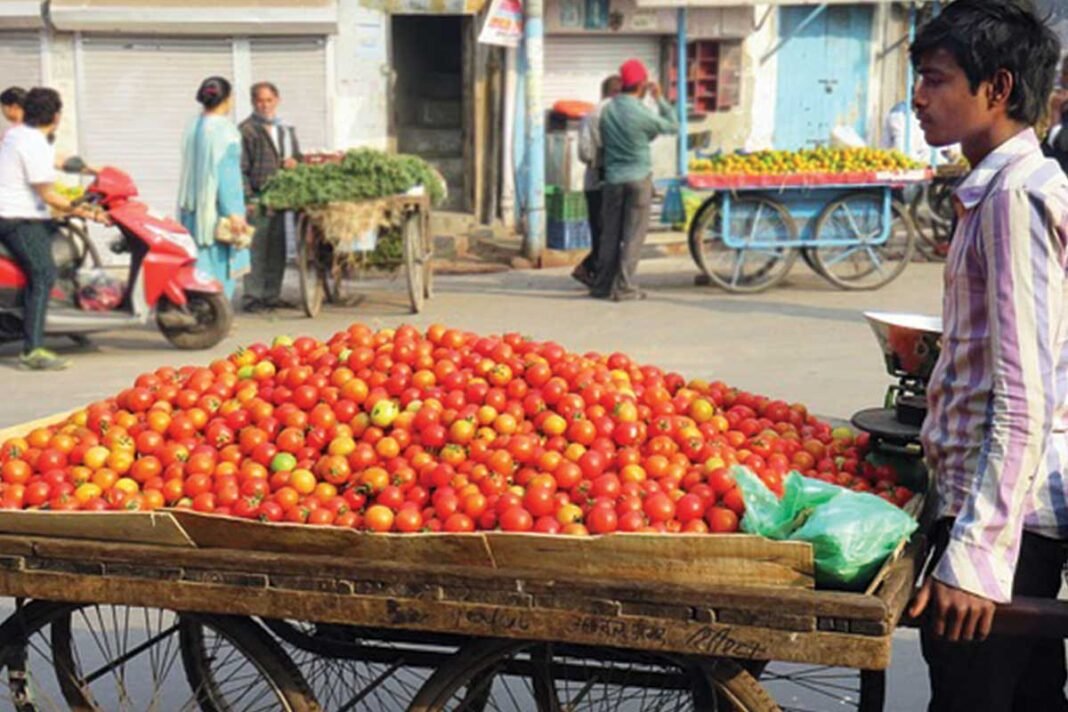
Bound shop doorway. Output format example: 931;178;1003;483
393;15;467;212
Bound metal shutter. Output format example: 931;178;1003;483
0;32;41;132
79;37;233;215
250;37;329;153
543;35;661;109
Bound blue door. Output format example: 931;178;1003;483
773;5;874;149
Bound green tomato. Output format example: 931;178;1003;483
237;365;255;380
271;452;298;473
371;399;400;428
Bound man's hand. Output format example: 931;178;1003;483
909;577;996;642
282;158;298;170
647;82;662;101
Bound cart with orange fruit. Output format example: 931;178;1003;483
687;148;931;293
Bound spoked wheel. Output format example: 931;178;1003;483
403;214;427;314
157;292;233;350
910;181;955;261
296;213;329;318
260;618;461;711
688;195;799;293
408;639;779;711
0;600;317;711
756;663;885;712
809;193;916;290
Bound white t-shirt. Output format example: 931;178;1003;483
0;124;56;219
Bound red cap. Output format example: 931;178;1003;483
619;59;648;90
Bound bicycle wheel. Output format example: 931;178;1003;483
809;194;916;290
0;600;316;711
54;218;104;271
409;638;779;711
404;213;426;314
689;196;799;293
758;663;884;712
262;618;460;711
296;214;327;318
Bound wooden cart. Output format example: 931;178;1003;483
295;193;433;318
0;500;926;712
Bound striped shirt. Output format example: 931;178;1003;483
920;129;1068;603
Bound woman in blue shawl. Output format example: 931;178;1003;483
177;76;249;299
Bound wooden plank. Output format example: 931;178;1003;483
9;536;886;622
0;568;895;669
171;510;496;568
0;511;194;548
485;532;815;589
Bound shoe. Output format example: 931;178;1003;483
266;297;297;310
589;290;612;300
571;264;595;288
611;290;647;302
19;348;71;371
243;298;271;314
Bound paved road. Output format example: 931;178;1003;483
0;257;1050;710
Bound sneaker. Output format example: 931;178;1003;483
571;264;595;288
19;348;71;371
266;297;297;310
243;298;271;314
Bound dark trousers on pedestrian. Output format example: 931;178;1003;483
0;218;57;353
921;517;1068;712
592;176;652;299
579;188;603;277
243;209;286;303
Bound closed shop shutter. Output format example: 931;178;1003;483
0;32;42;132
543;35;661;109
250;37;330;153
79;37;233;215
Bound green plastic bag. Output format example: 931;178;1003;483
733;466;918;589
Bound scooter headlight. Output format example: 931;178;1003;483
144;224;198;257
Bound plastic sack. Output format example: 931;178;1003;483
733;466;918;589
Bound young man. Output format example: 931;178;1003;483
0;87;25;128
590;59;677;301
905;2;1068;710
572;74;622;288
0;88;101;370
240;81;301;313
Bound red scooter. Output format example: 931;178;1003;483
0;166;232;350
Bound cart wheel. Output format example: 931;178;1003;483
409;639;779;711
911;181;954;262
0;600;317;711
297;213;327;318
404;213;426;314
758;663;885;712
422;216;434;300
809;194;916;290
324;252;355;306
261;618;461;711
54;218;104;271
689;195;799;293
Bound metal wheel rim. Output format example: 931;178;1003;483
692;196;799;294
809;195;915;290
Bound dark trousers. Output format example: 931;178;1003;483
0;218;57;353
592;177;652;298
579;188;603;276
243;210;286;302
921;518;1068;712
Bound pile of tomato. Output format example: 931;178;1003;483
0;324;913;534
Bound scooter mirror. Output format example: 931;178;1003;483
61;156;87;174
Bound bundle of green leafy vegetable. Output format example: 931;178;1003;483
259;148;445;210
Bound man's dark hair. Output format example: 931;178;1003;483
22;88;62;127
910;0;1061;126
601;75;622;99
196;76;232;110
251;82;280;101
0;86;25;107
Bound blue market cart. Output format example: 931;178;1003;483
686;170;931;293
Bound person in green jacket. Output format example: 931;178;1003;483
590;58;678;301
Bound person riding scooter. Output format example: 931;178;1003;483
0;87;106;370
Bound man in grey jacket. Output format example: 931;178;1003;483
572;74;621;287
240;82;301;313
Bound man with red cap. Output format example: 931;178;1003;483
590;58;677;301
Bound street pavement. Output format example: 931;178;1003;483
0;256;1050;709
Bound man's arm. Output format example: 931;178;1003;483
578;113;597;165
240;127;256;205
639;84;678;139
938;188;1063;601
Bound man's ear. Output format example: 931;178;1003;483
987;68;1015;111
